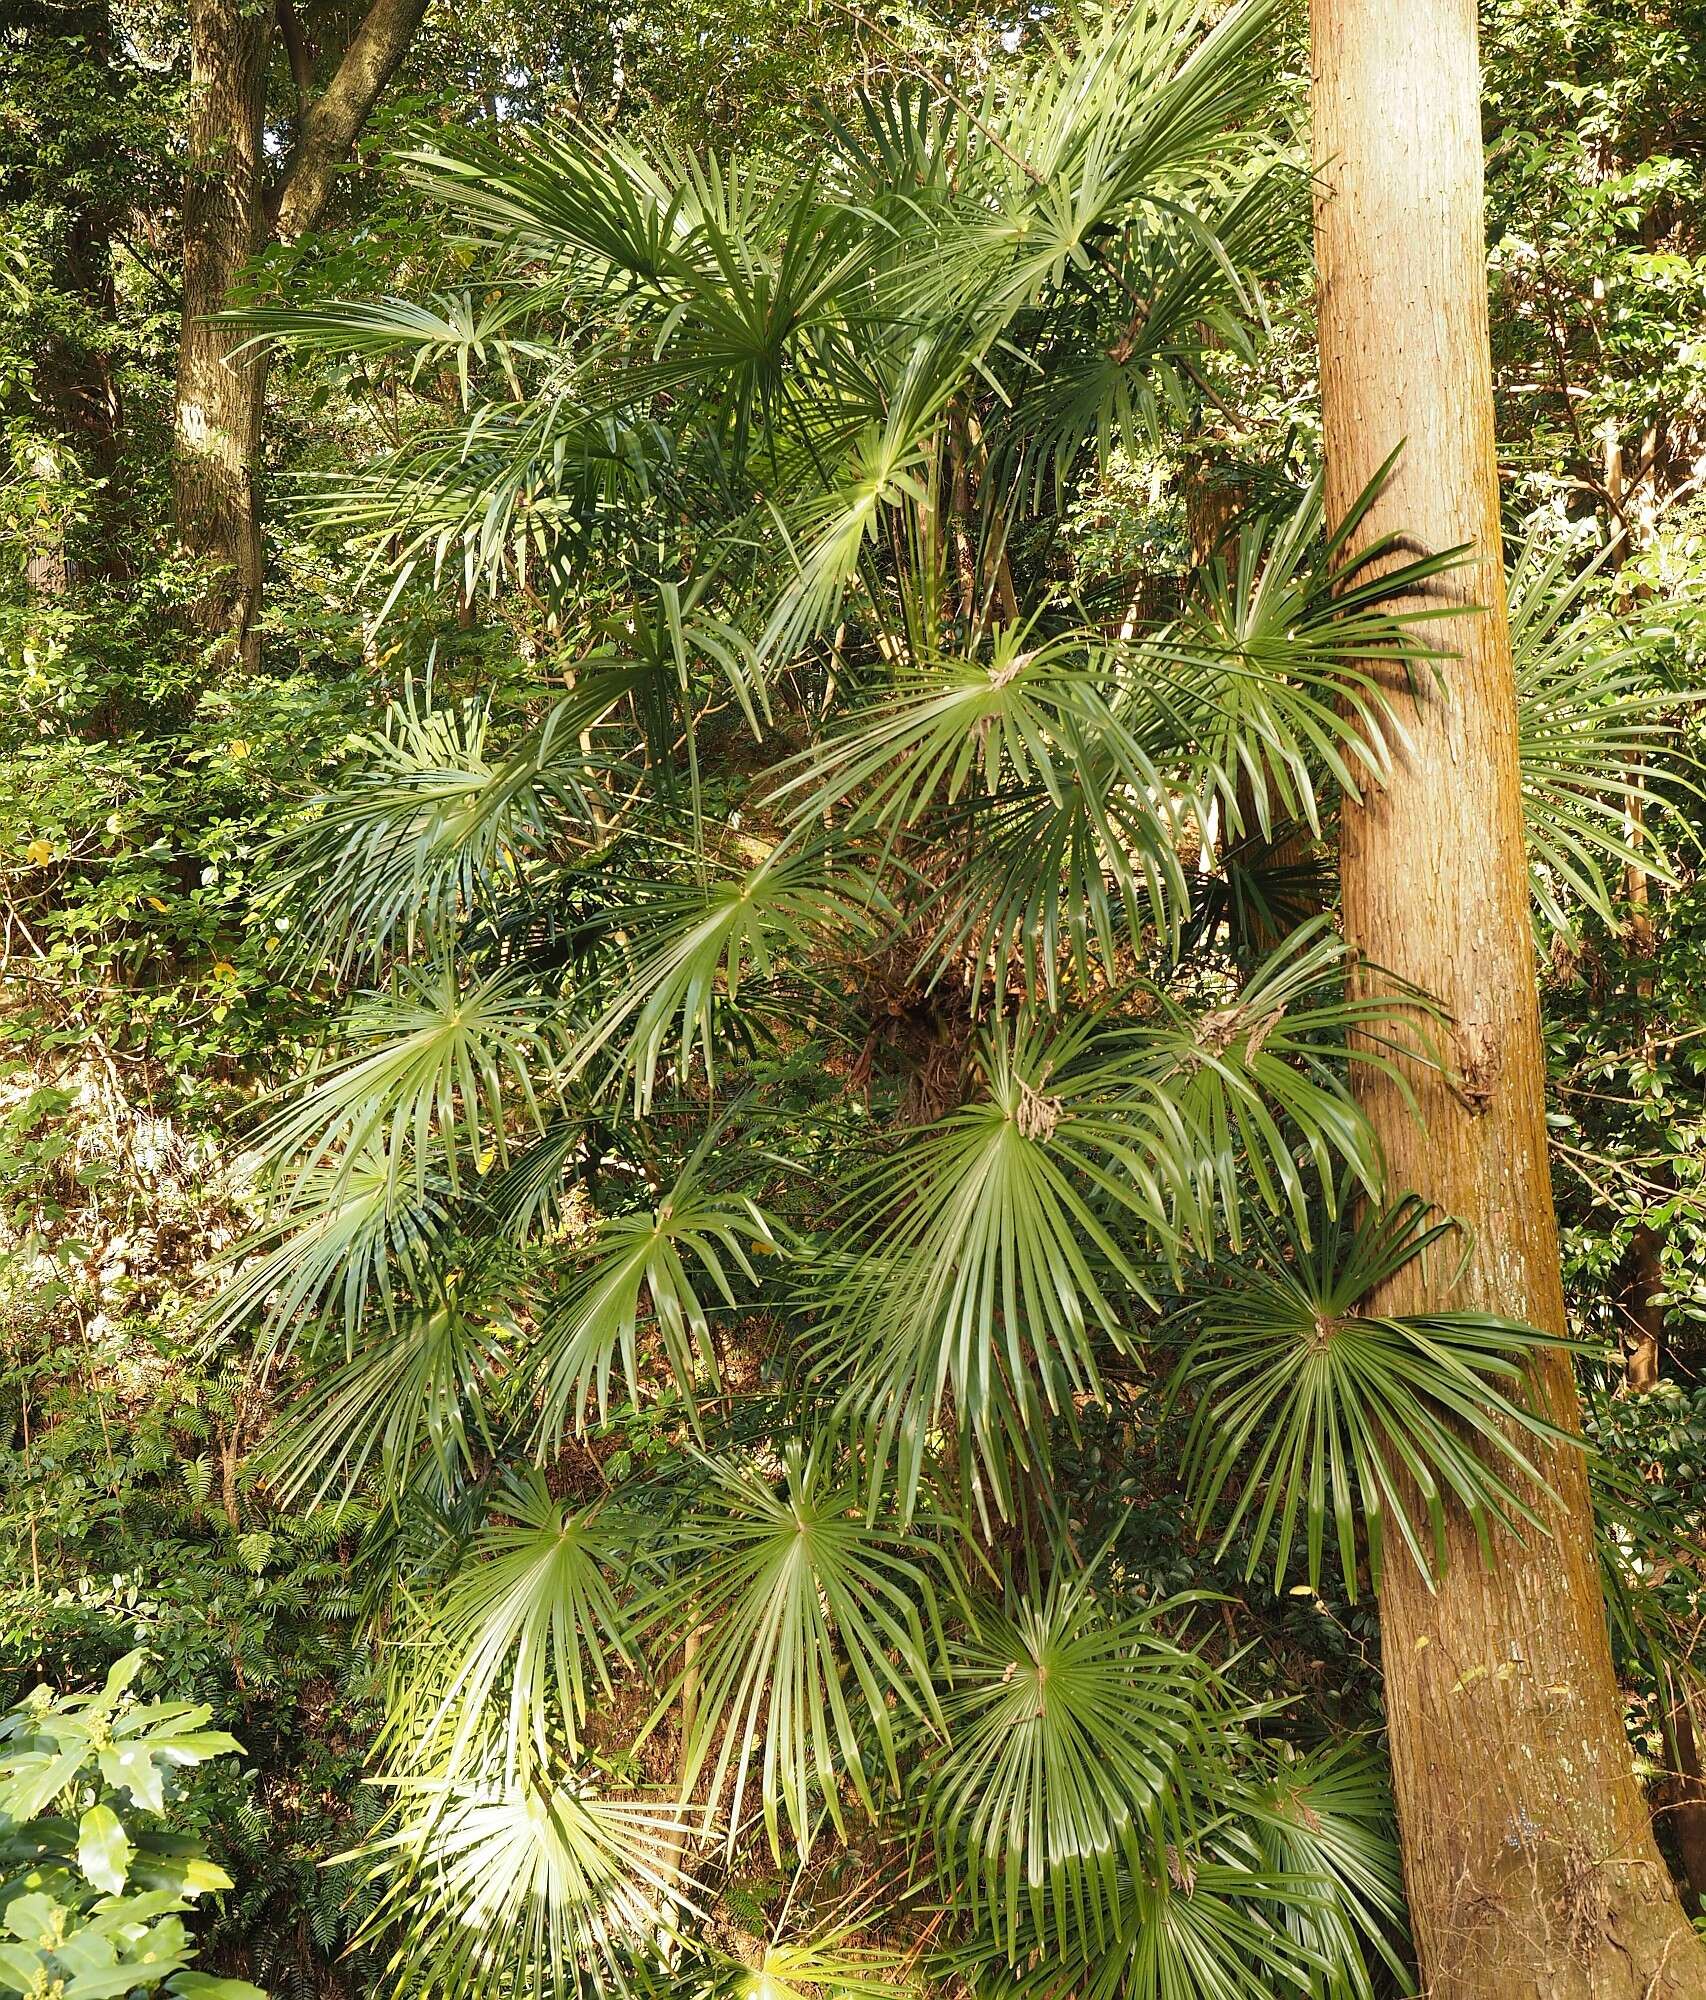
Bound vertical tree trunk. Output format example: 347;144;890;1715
1661;1673;1706;1912
1311;5;1706;1994
171;0;431;665
174;0;271;666
1604;424;1667;1392
25;0;125;597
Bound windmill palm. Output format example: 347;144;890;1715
212;2;1692;1993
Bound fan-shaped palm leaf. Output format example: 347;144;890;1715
567;845;887;1111
641;1435;946;1857
955;1849;1329;2000
928;1570;1223;1958
388;1473;636;1781
816;1011;1194;1513
755;337;956;664
528;1146;776;1442
917;725;1186;1008
903;0;1283;335
768;625;1180;890
1169;1192;1579;1596
258;960;552;1203
1104;919;1423;1246
350;1772;698;2000
993;161;1304;509
1218;1741;1408;2000
269;674;611;973
1510;529;1695;931
229;287;558;392
206;1141;454;1352
1149;462;1465;846
263;1294;507;1506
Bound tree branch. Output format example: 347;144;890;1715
275;0;313;117
272;0;432;242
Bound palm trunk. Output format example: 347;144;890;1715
174;0;271;667
1312;4;1706;1993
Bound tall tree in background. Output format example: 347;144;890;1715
1312;2;1706;1992
12;0;127;598
175;0;430;664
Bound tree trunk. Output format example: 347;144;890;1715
1605;426;1667;1393
24;0;125;596
173;0;431;666
271;0;432;245
1661;1674;1706;1912
174;0;271;666
1311;4;1706;1995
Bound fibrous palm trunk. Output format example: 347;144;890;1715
1311;2;1706;1993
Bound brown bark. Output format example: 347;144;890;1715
1620;1221;1663;1394
1604;425;1667;1393
1312;4;1706;1994
173;0;430;666
1184;436;1244;568
175;0;271;663
271;0;431;245
949;402;1020;633
1660;1674;1706;1912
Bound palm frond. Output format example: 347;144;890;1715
269;674;609;973
258;960;552;1204
756;335;956;664
1219;1741;1409;2000
1147;463;1465;846
905;0;1284;334
298;394;656;618
769;624;1180;882
349;1772;697;2000
1168;1192;1580;1597
929;1570;1222;1959
1102;919;1423;1247
528;1144;776;1443
1510;529;1696;931
227;287;559;390
641;1435;946;1856
263;1295;507;1507
953;1850;1330;2000
388;1473;636;1781
205;1141;455;1353
567;844;887;1111
917;727;1187;1009
815;1011;1192;1514
993;161;1304;509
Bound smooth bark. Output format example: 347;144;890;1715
1311;3;1706;1993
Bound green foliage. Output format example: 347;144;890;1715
528;1144;774;1439
11;1;1706;1996
927;1570;1219;1958
642;1435;947;1856
0;1650;263;2000
1170;1195;1572;1597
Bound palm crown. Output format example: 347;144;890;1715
220;2;1685;1993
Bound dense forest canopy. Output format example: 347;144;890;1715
4;1;1706;1996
